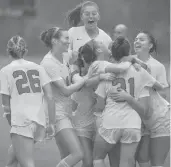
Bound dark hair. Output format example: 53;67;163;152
76;40;99;75
40;27;64;48
111;36;130;61
66;1;99;27
140;31;157;54
7;35;27;59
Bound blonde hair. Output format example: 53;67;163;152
7;35;27;58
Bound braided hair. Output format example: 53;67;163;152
7;35;27;59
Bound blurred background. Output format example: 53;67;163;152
0;0;170;63
0;1;170;166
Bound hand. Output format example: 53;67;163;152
69;51;78;64
89;61;105;77
133;63;141;71
89;62;100;76
109;88;132;102
100;73;116;81
46;124;55;137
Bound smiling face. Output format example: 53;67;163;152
134;32;153;55
81;4;100;30
53;30;70;53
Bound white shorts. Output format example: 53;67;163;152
142;108;170;138
99;126;141;144
10;122;46;142
55;116;73;134
75;123;96;140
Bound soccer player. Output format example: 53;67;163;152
66;1;112;65
133;31;170;167
65;2;112;166
0;35;55;167
40;27;87;167
71;39;131;167
91;37;163;167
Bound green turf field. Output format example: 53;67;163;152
0;55;170;167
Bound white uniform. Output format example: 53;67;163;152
95;65;156;144
68;26;112;138
68;26;112;52
141;56;170;138
0;59;51;141
41;52;73;133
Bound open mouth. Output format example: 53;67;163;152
135;45;141;49
88;20;95;24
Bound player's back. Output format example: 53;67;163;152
100;65;156;129
1;59;47;126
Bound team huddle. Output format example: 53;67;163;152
0;1;170;167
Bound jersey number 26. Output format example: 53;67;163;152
13;70;41;95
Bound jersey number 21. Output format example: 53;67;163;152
112;78;135;97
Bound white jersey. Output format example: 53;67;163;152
141;56;170;128
40;52;72;120
67;26;112;125
68;26;112;52
0;59;51;127
95;65;157;129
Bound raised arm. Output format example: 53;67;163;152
41;60;86;97
72;71;115;89
104;62;131;74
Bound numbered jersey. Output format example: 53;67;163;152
95;65;157;129
41;52;72;120
0;59;51;126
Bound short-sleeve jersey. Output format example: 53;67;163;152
40;52;72;120
146;56;168;87
141;56;170;127
0;59;51;127
68;26;112;52
95;65;157;129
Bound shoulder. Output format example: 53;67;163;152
68;26;84;36
149;56;165;69
40;53;54;66
0;63;13;74
26;60;39;67
99;29;112;40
